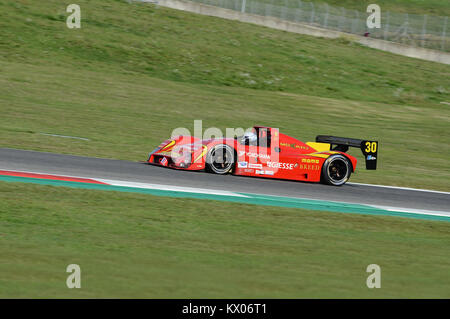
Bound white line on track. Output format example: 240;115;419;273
348;182;450;195
0;168;247;198
95;178;249;197
1;168;449;217
369;205;450;217
3;167;449;195
234;190;450;217
38;133;90;141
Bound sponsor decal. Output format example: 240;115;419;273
280;142;309;150
280;142;295;148
248;163;263;169
255;170;275;175
159;157;168;167
238;161;248;168
266;161;294;170
243;169;254;173
299;164;320;170
301;158;320;164
239;151;270;160
367;155;377;160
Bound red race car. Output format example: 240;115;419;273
147;126;378;186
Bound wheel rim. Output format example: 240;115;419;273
327;157;349;184
210;146;233;173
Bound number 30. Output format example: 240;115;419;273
365;141;377;153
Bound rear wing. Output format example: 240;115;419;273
316;135;378;170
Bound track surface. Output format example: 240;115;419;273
1;148;449;214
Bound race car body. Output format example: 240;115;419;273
147;126;378;186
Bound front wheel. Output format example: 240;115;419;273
205;144;235;175
321;154;351;186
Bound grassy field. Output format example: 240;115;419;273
1;1;448;107
0;0;449;190
0;181;449;298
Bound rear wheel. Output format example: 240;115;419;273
205;144;235;175
321;154;351;186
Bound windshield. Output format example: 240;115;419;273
238;128;270;147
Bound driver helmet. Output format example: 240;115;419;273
241;131;257;144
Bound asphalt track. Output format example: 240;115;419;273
0;148;449;215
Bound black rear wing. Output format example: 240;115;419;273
316;135;378;170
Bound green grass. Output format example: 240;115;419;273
0;181;449;298
1;0;448;107
0;0;449;190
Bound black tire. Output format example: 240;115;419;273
205;144;235;175
321;154;351;186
